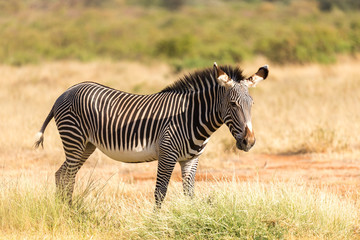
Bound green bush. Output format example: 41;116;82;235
316;0;360;11
0;0;360;66
255;23;353;64
155;35;195;58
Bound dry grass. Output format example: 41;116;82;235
248;57;360;156
1;59;360;174
1;176;359;239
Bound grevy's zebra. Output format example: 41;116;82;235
35;63;269;207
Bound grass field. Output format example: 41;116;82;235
1;178;359;239
1;58;360;238
1;58;359;164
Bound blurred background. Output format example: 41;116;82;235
0;0;359;68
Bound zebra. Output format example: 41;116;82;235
35;63;268;208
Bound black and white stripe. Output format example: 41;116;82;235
35;63;268;207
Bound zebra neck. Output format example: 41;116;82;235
185;87;224;140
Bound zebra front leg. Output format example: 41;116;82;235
179;158;199;198
154;156;177;209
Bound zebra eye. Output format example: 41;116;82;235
230;101;237;107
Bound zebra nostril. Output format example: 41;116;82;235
242;139;247;146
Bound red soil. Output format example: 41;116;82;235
108;154;360;199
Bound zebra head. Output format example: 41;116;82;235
214;63;268;152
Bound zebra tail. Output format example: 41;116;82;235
34;107;54;149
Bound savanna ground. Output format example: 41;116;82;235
1;58;360;239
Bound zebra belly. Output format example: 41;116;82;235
96;144;157;163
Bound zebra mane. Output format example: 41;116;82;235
161;65;245;93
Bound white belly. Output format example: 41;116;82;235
97;143;157;163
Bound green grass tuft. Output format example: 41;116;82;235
142;182;359;239
1;178;359;239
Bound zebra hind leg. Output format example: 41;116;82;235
179;158;199;198
55;142;96;204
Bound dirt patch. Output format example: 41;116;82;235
3;153;359;199
86;154;360;198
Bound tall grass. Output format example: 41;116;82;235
1;177;359;239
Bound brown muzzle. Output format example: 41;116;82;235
236;126;256;152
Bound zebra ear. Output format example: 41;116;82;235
243;65;269;88
214;62;234;88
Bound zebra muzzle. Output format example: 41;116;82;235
236;126;255;152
